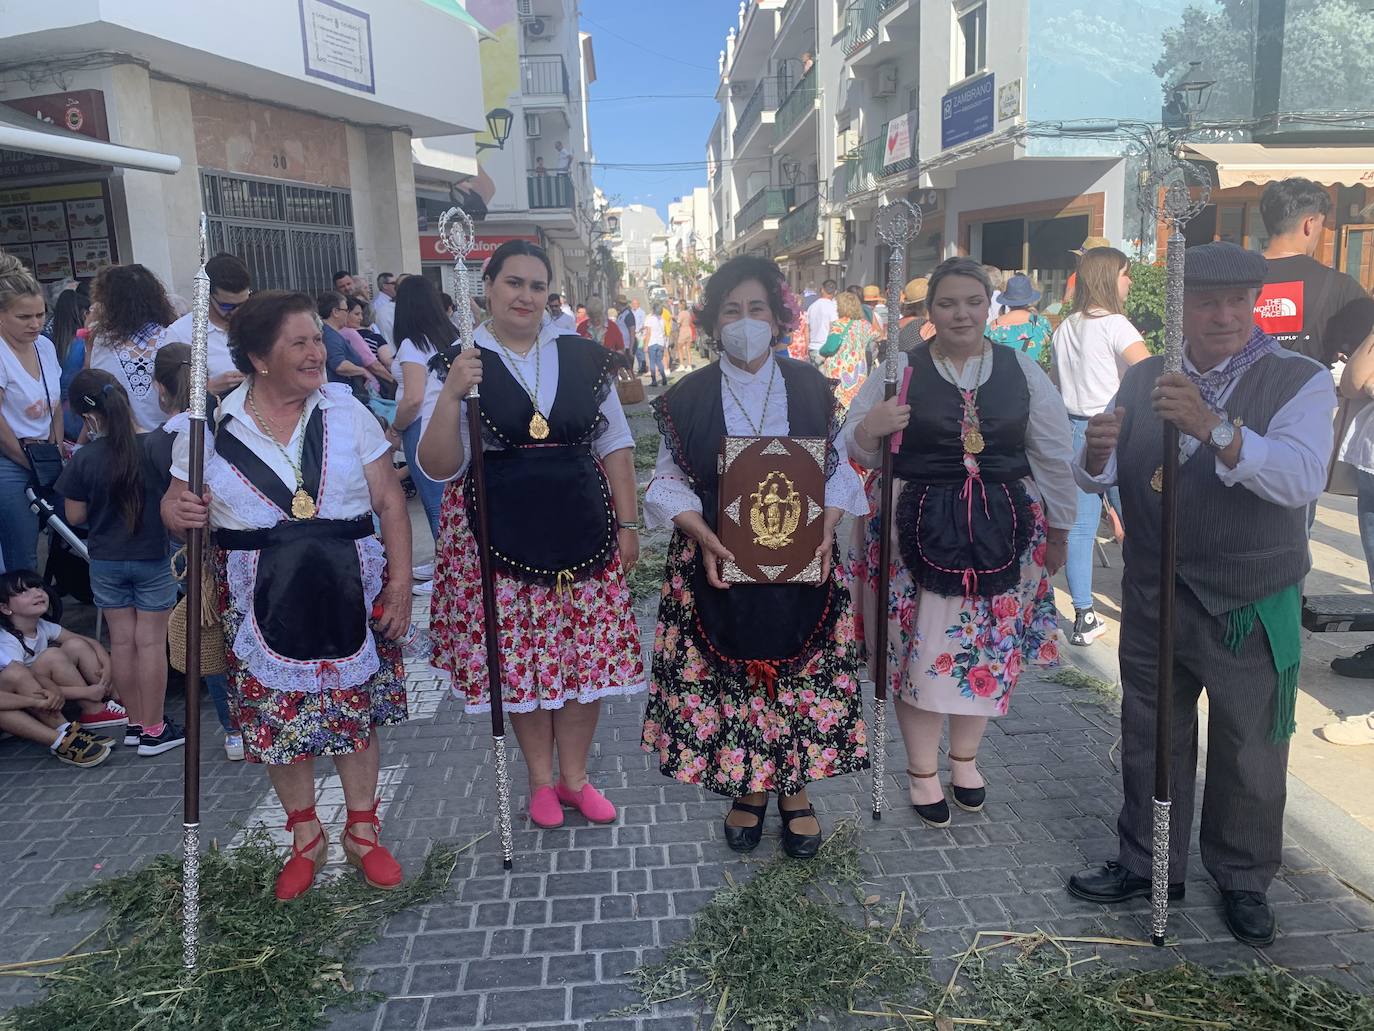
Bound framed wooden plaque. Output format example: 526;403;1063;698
716;435;827;585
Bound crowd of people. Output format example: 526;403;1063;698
0;176;1370;939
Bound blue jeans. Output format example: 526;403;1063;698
89;557;179;611
0;455;37;574
205;673;238;734
1067;417;1109;612
647;344;667;384
401;417;444;541
1356;470;1374;588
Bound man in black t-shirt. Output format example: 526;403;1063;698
1255;178;1374;367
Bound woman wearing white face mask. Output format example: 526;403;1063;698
641;256;870;859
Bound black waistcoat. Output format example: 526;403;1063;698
654;357;843;667
464;336;618;585
894;342;1032;483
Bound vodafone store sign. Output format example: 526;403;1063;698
420;233;540;264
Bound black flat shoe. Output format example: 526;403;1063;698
947;753;985;812
723;796;768;853
778;802;822;859
1067;861;1185;904
1221;890;1276;947
907;769;950;828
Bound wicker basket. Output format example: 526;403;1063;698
168;549;228;677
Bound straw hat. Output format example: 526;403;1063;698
863;284;883;302
1071;235;1112;255
901;277;929;304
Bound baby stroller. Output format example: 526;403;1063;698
24;442;93;623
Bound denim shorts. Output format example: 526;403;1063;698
88;557;179;612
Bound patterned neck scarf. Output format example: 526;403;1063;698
1185;326;1280;412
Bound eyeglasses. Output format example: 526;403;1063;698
335;306;348;313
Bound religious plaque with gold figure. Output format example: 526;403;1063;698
717;435;827;585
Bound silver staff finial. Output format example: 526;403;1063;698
188;214;211;422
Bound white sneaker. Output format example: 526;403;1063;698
1316;713;1374;747
412;562;435;580
224;733;245;761
412;579;435;596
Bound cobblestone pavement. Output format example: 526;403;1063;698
2;621;1373;1028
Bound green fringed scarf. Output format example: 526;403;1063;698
1224;584;1301;742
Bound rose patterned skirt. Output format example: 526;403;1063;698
641;532;869;799
848;474;1060;718
428;482;646;714
215;549;408;766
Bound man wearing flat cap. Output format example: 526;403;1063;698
1066;242;1336;947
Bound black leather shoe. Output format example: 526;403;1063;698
778;803;822;859
948;754;986;813
1067;862;1185;904
723;797;768;853
908;769;951;828
1221;890;1276;947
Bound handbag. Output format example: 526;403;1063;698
819;323;847;359
615;366;646;406
1329;393;1368;497
167;546;228;677
22;440;63;490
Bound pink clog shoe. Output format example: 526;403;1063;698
529;785;564;828
556;781;617;824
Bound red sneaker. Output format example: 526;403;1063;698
80;701;128;729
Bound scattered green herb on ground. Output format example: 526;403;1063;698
628;537;669;611
1046;666;1122;708
0;836;473;1031
634;431;662;473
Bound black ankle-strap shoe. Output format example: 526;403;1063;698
778;803;822;859
908;769;951;828
723;796;768;853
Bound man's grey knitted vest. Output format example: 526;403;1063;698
1115;352;1322;616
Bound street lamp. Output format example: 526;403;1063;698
1163;62;1216;130
780;157;802;185
476;108;515;152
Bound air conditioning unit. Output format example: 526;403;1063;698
516;0;533;16
524;17;550;39
526;112;543;138
873;64;899;98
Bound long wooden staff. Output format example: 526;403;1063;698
1144;161;1208;946
870;200;921;821
439;207;515;869
182;214;210;969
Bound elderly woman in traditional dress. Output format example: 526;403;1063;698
421;240;645;831
847;257;1077;828
641;255;870;859
162;291;412;901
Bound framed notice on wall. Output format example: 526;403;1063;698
299;0;376;94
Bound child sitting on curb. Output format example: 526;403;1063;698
0;657;112;767
0;570;124;733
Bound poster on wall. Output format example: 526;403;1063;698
941;73;995;149
72;238;113;278
299;0;375;94
4;244;33;274
31;241;74;282
66;199;108;240
0;206;30;246
27;203;66;242
884;113;913;167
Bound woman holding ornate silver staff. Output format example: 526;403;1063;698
641;255;869;859
846;257;1077;829
421;239;645;831
162;290;412;901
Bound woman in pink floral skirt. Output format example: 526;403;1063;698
846;257;1077;828
420;241;645;831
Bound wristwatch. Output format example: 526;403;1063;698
1206;419;1236;452
618;520;642;531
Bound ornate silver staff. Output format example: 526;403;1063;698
439;206;515;869
182;214;211;969
1139;158;1209;946
870;199;921;821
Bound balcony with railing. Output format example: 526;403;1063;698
732;78;776;149
528;173;573;209
841;135;885;198
520;55;569;100
840;0;881;56
715;226;724;253
736;186;788;235
775;66;817;141
776;193;821;253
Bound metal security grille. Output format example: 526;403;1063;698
201;171;356;293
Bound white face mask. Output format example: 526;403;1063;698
719;318;772;364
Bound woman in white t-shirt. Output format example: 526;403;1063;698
86;264;176;432
0;254;62;573
389;277;450;581
1051;247;1150;646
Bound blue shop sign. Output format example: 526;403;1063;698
941;73;995;150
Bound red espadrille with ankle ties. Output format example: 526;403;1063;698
275;806;328;901
343;800;403;890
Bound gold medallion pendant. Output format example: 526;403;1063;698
962;428;986;455
291;489;318;520
1150;466;1164;493
529;412;550;440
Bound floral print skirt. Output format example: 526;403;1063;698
428;481;646;714
848;474;1060;718
641;531;869;799
215;549;408;766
